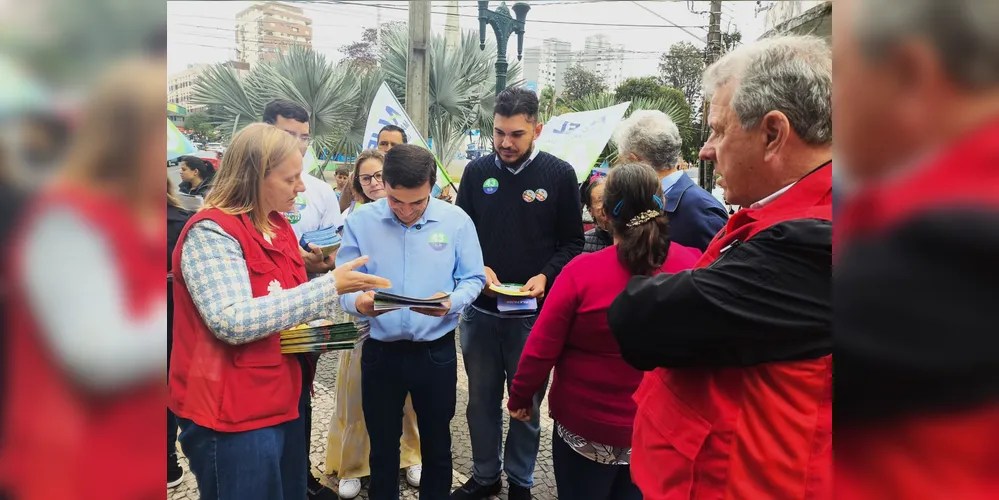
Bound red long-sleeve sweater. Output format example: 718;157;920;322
507;243;702;447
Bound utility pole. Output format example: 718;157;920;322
699;0;723;191
406;0;431;136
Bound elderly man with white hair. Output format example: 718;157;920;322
612;110;727;251
608;35;833;499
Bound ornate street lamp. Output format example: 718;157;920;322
478;1;530;95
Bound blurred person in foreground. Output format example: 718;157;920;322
835;0;999;498
580;174;612;253
507;163;701;500
261;99;345;499
1;59;167;500
336;144;486;499
169;123;389;500
608;35;833;499
453;87;584;500
325;149;423;499
612;110;728;251
167;179;193;488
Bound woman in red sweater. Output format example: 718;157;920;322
507;162;701;500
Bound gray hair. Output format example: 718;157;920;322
854;0;999;89
702;35;832;146
611;110;682;171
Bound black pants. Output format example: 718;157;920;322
552;431;642;500
361;332;457;500
299;354;318;478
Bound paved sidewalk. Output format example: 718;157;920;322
168;336;559;499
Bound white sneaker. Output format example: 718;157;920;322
406;464;422;488
338;478;362;499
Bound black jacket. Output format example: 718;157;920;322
167;204;193;365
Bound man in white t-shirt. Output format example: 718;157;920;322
262;99;343;500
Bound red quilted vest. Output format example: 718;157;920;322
631;163;833;500
168;209;307;432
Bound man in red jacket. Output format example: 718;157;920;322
835;0;999;498
608;35;833;499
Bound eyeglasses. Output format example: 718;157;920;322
358;171;383;185
283;129;311;144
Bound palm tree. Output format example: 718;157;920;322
192;46;362;175
380;28;522;164
566;92;694;166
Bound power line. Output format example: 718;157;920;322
313;1;706;28
629;1;707;43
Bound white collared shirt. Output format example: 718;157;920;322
750;182;797;209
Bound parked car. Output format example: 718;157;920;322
205;142;225;154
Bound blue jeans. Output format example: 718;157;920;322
362;331;458;500
177;385;309;500
552;431;642;500
459;308;548;488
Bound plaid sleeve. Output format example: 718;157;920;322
180;220;341;345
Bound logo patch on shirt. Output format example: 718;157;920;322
535;189;548;202
483;177;499;195
522;190;536;203
282;194;308;224
267;279;283;295
429;232;449;251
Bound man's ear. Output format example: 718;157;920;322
761;111;791;160
534;121;544;137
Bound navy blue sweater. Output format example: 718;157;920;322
456;151;584;312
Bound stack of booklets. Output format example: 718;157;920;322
373;291;450;311
299;226;342;258
280;321;362;354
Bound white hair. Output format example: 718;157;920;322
854;0;999;89
702;35;832;146
611;110;682;171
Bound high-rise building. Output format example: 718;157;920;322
168;64;209;115
581;34;625;91
168;61;250;126
235;2;313;67
536;38;572;96
522;46;541;94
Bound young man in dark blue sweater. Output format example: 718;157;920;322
453;87;584;500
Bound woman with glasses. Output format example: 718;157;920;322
326;150;424;499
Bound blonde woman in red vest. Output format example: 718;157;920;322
2;59;169;500
169;123;390;500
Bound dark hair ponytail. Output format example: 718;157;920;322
603;162;670;276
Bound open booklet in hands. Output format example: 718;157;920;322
373;291;451;311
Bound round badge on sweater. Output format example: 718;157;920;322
483;177;499;194
535;189;548;202
429;232;449;251
522;190;536;203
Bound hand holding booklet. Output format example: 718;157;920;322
373;291;451;311
299;226;342;258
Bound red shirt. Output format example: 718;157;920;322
507;243;701;447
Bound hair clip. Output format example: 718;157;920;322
653;195;663;210
612;199;624;216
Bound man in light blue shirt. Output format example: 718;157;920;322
336;144;486;499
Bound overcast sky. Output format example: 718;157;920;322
168;0;769;78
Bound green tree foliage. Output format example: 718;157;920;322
562;63;607;102
658;41;705;111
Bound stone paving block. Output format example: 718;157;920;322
170;337;561;499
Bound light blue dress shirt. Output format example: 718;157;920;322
660;169;686;195
336;197;487;342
